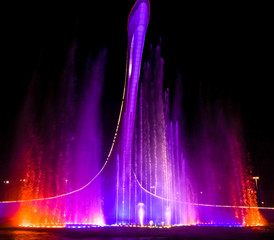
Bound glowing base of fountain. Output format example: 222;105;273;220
2;223;272;240
17;222;265;229
18;224;65;228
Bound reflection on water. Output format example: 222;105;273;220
0;230;57;240
1;230;167;240
0;229;274;240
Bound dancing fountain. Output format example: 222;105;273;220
0;0;268;231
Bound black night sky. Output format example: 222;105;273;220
0;0;273;208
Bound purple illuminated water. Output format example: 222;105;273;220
9;46;106;226
0;0;264;228
129;45;197;225
114;42;262;226
115;0;150;224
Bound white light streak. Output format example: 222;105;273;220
0;49;129;204
132;171;274;210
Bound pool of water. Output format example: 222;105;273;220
1;226;274;240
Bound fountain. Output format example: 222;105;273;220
137;203;145;226
9;45;106;227
0;0;267;229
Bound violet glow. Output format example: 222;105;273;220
4;47;107;226
0;0;267;228
116;0;150;224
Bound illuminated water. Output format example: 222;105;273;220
0;0;266;228
113;43;264;226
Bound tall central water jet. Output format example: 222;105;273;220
116;0;150;224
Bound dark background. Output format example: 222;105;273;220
0;1;273;206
